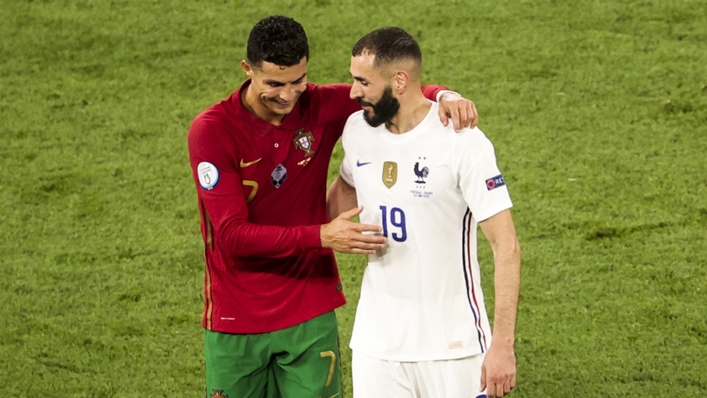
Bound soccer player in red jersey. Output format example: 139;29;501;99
187;15;478;398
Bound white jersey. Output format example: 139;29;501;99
340;102;513;362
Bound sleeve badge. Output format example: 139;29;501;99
485;174;506;191
197;162;220;190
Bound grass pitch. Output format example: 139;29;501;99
1;0;706;397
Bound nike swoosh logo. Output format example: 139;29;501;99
240;158;262;168
356;160;371;167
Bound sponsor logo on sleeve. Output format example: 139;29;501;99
485;174;506;191
197;162;219;190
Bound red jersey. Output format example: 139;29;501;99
188;81;447;334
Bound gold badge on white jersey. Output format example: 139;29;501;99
382;161;397;188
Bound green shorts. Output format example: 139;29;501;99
204;311;342;398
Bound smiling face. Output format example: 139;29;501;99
349;53;400;127
242;57;308;123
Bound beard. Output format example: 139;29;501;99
357;86;400;127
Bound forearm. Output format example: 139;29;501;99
198;195;322;259
491;237;521;348
478;210;521;349
420;84;450;102
326;176;358;220
217;220;322;259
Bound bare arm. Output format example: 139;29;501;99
327;176;358;220
478;209;521;398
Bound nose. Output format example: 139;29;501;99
349;81;362;100
280;85;296;102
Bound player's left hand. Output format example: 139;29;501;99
438;92;478;132
480;345;516;398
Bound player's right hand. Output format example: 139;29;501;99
480;344;516;398
320;206;387;254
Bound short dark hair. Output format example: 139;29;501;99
247;15;309;68
351;27;422;68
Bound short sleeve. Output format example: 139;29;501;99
457;129;513;222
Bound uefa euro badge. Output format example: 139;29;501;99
292;128;316;157
197;162;219;190
382;161;397;188
271;163;287;188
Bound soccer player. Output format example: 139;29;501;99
328;27;521;398
187;16;479;398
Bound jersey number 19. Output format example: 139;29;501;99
379;205;407;242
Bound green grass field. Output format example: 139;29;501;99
1;0;706;396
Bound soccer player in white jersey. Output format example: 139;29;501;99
327;27;521;398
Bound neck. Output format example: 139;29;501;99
385;92;430;134
240;80;285;126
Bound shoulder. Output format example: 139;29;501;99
304;82;352;100
301;83;357;121
342;111;374;147
454;126;493;149
313;82;353;94
343;110;369;135
189;105;226;140
449;127;497;171
344;109;366;126
188;100;240;158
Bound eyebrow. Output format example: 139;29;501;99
264;72;308;86
352;75;367;83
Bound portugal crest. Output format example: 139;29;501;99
382;161;397;188
292;128;316;156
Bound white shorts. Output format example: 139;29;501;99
352;350;487;398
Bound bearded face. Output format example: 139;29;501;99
357;86;400;127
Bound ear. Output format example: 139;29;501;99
241;60;253;78
392;70;410;92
